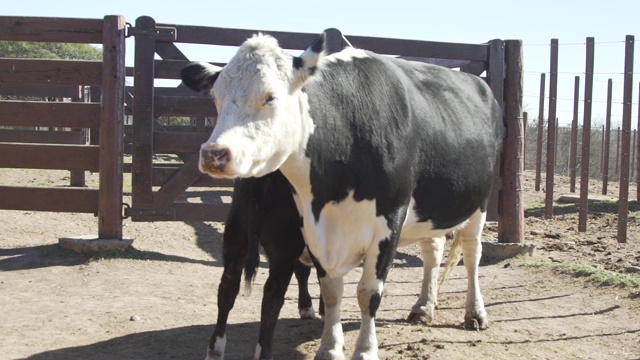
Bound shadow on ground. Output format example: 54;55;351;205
25;318;321;360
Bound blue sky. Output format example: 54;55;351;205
5;0;639;129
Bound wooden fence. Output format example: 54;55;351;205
0;15;126;239
0;15;524;244
529;36;637;242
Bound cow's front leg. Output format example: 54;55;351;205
459;210;488;330
315;275;345;360
353;253;383;360
352;206;406;360
407;236;446;324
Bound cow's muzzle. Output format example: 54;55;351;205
199;144;231;176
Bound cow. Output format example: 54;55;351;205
182;30;503;360
210;170;318;360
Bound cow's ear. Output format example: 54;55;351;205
291;31;326;88
181;62;222;94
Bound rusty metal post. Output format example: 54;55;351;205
498;40;524;244
535;73;546;192
523;111;528;168
617;35;634;243
569;76;580;193
544;39;558;219
578;38;595;232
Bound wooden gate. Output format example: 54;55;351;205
124;16;523;241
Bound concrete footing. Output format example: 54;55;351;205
482;241;536;260
59;236;133;254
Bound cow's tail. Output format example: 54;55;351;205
438;231;463;291
243;200;262;297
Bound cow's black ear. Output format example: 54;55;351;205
180;62;222;94
291;32;326;88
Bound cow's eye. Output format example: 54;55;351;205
264;94;276;105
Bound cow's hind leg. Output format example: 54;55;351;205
255;257;298;360
294;260;316;319
458;209;488;330
206;227;247;360
407;236;446;325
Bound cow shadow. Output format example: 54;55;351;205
25;319;321;360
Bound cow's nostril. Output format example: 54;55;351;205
211;149;228;160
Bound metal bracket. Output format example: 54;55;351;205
126;25;177;42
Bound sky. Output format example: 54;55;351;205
4;0;639;129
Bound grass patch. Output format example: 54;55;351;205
553;263;640;295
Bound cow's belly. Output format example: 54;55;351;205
302;191;390;279
301;194;467;278
398;198;466;247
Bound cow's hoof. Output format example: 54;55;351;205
464;314;489;330
299;306;317;319
314;347;345;360
351;350;378;360
407;311;434;325
205;346;224;360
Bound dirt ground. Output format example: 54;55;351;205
1;169;639;360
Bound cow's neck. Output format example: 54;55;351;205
279;90;315;199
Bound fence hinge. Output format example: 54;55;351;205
126;25;177;42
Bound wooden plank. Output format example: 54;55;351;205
154;132;209;153
151;166;233;187
0;16;103;43
0;129;85;144
154;95;217;117
98;15;126;239
0;185;98;213
0;101;101;128
159;23;489;61
131;203;231;222
0;58;102;86
152;154;203;207
0;84;82;98
154;59;226;80
0;143;99;171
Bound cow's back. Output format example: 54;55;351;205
303;52;503;229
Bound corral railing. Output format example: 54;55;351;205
0;15;524;244
0;15;126;239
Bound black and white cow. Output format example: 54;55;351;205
210;170;317;360
182;30;503;360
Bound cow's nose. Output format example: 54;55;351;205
200;145;231;173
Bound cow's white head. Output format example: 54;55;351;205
181;32;325;178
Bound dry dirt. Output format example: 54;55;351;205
1;169;639;360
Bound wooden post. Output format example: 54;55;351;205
602;79;613;194
98;15;126;239
569;76;580;193
498;40;524;244
132;16;157;213
544;39;558;219
487;39;505;223
523;111;528;168
579;37;595;232
535;73;546;192
637;83;640;202
616;127;621;177
617;35;634;243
